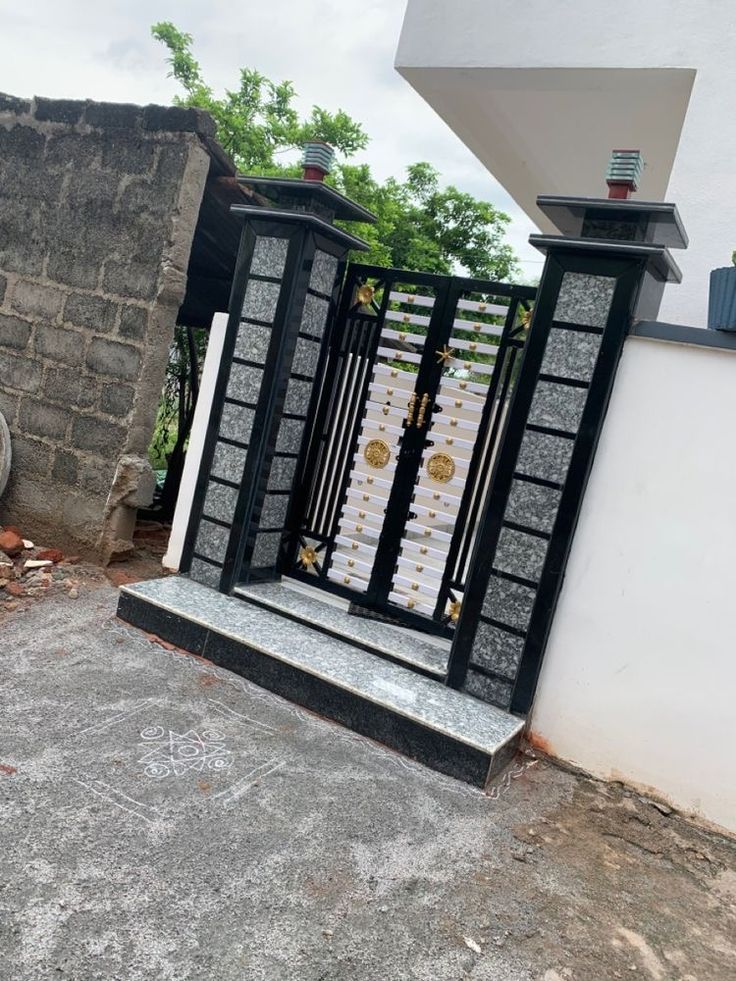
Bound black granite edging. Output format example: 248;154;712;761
632;320;736;352
116;592;520;788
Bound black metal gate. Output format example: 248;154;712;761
282;264;535;637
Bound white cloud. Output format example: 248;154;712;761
0;0;540;275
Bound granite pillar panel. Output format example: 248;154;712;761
243;259;338;578
463;270;617;708
185;232;290;589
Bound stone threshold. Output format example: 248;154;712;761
233;580;450;680
117;576;525;788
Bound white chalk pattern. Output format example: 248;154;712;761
137;726;233;779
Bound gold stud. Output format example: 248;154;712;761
359;510;366;519
450;418;458;427
459;381;467;390
399;333;407;341
407;599;416;609
348;559;355;568
395;352;403;360
455;399;463;408
429;510;437;518
407;295;415;303
469;343;477;352
415;564;424;572
343;575;351;584
362;493;370;501
433;492;441;500
420;546;428;555
387;387;394;396
423;528;431;537
411;582;419;591
351;542;359;550
382;406;389;415
367;476;374;484
391;369;398;377
473;323;481;332
479;303;487;312
379;424;386;431
403;313;410;323
356;524;363;532
464;361;471;370
446;437;454;445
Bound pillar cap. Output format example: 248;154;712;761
529;233;682;284
237;175;377;224
536;195;688;249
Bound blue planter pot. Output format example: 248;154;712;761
708;266;736;331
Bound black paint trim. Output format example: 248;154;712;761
632;320;736;351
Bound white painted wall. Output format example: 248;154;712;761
530;335;736;834
162;312;228;571
396;0;736;326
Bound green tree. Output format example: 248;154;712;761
151;21;518;279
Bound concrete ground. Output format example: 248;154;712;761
1;582;735;981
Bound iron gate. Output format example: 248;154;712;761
281;264;535;636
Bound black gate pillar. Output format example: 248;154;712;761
448;195;688;713
181;174;374;591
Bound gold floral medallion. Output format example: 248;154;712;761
356;284;375;306
363;438;391;469
299;545;318;568
426;452;455;483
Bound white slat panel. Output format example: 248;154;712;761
430;414;478;435
342;505;382;528
399;539;448;562
335;534;377;555
349;470;394;491
381;328;427;347
434;393;484;413
346;486;389;506
327;567;368;592
426;431;476;451
448;336;499;356
385;310;431;329
413;486;463;508
389;291;435;309
405;520;453;544
456;297;509;316
340;517;382;540
373;363;421;384
393;573;441;599
388;590;436;616
377;346;422;366
444;355;494;376
451;317;504;337
396;555;443;580
331;551;373;575
412;500;456;520
439;377;490;397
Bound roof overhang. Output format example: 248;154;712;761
395;66;695;234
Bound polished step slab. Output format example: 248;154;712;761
234;580;449;679
117;577;524;788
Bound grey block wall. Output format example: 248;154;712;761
463;272;616;708
0;94;211;554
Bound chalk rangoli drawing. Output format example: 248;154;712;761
137;726;233;779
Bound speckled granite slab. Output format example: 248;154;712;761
234;582;449;679
117;577;524;787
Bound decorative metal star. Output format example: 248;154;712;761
435;345;455;365
299;545;318;569
521;309;533;330
448;599;462;623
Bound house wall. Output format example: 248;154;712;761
396;0;736;326
530;332;736;834
0;94;211;556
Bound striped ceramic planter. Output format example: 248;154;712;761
708;266;736;331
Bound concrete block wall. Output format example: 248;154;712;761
0;93;212;556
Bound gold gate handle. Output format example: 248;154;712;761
416;393;430;428
405;392;417;428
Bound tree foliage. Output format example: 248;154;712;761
151;22;518;280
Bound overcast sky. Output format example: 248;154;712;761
0;0;541;276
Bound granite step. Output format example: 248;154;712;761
233;580;449;680
117;576;525;788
